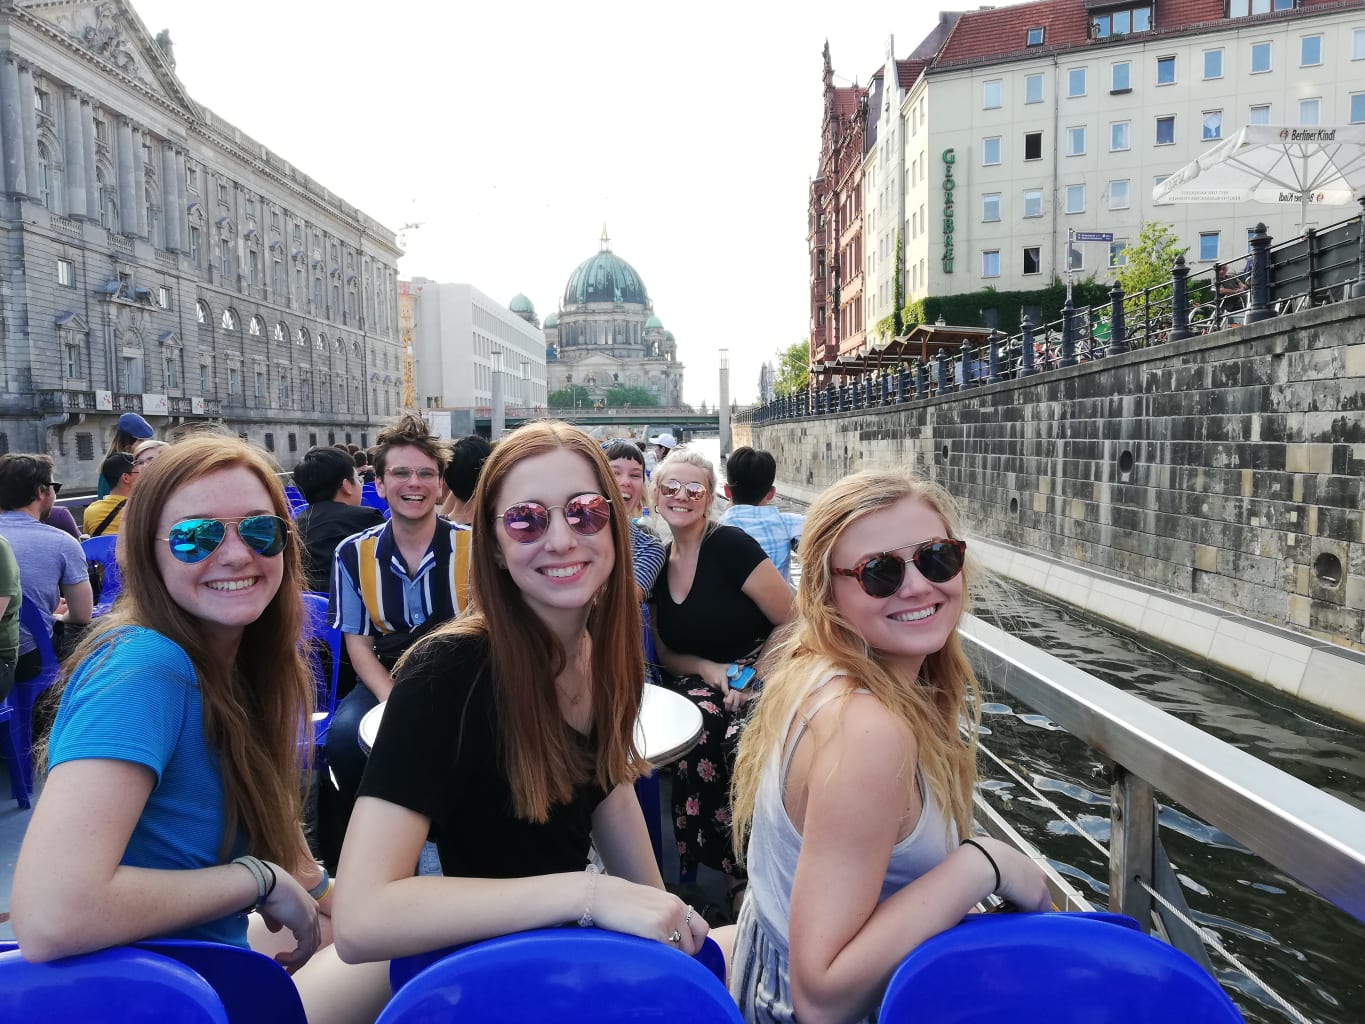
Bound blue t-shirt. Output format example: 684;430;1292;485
47;626;248;947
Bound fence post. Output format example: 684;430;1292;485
1354;199;1365;299
936;349;948;394
1246;222;1274;324
1304;226;1319;303
959;339;974;389
915;359;927;399
1019;315;1037;377
987;328;1001;383
1060;296;1077;367
1168;255;1193;342
896;365;906;403
1110;766;1156;933
1109;281;1128;355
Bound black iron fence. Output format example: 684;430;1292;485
743;213;1365;425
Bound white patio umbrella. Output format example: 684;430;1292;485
1153;124;1365;231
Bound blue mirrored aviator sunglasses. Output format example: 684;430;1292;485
163;515;289;564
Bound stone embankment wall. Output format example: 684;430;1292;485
738;297;1365;654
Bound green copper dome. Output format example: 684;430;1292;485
664;330;675;341
509;293;535;314
563;237;649;307
645;315;664;329
543;312;558;328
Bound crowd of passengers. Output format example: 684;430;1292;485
6;412;1048;1024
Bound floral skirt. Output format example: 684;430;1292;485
663;672;747;880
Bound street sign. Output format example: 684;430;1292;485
1074;231;1115;242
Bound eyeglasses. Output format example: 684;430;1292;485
163;515;289;564
658;479;707;501
497;493;611;544
387;467;440;483
42;481;62;494
832;538;967;598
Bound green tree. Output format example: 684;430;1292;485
892;230;905;336
772;339;810;398
604;385;660;408
548;385;590;409
1116;221;1188;297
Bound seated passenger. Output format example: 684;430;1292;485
720;447;804;585
728;471;1049;1024
439;434;492;525
82;452;137;537
291;446;385;593
132;438;171;470
602;439;666;601
332;422;709;963
12;435;389;1024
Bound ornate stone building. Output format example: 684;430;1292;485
544;231;684;407
0;0;403;488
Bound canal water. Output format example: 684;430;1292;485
685;436;1363;1024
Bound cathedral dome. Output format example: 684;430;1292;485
544;312;558;328
645;315;664;329
509;293;535;315
563;233;649;307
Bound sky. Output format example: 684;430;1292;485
126;0;951;407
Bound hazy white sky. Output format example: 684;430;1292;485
127;0;948;406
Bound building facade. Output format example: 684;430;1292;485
0;0;403;487
543;233;684;407
407;279;547;413
905;0;1361;306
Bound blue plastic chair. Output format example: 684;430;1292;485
283;485;308;517
82;534;121;616
878;912;1243;1023
360;483;388;515
2;601;62;808
138;939;306;1024
380;928;741;1023
300;592;341;750
0;944;229;1022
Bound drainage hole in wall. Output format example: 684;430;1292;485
1009;497;1019;517
1313;553;1343;589
941;444;950;462
1117;449;1135;476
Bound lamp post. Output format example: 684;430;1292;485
490;349;505;439
718;348;731;460
519;359;529;414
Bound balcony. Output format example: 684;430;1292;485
106;230;134;254
168;396;221;417
37;388;98;412
49;214;82;237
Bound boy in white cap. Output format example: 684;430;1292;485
646;431;677;476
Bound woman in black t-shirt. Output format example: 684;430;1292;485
649;449;794;919
331;422;710;964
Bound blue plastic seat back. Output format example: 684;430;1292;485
879;912;1244;1023
360;483;388;514
137;939;306;1024
283;485;308;518
0;945;229;1023
300;592;342;748
380;928;741;1023
82;534;122;615
4;601;62;807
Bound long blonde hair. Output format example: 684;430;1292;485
42;435;314;870
408;421;647;822
731;470;981;852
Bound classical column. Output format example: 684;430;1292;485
80;97;97;221
160;140;180;250
117;118;136;235
1;56;26;195
63;89;87;216
18;63;39;201
131;125;146;237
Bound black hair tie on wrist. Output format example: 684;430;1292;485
961;838;1001;894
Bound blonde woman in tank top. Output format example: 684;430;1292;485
728;470;1049;1024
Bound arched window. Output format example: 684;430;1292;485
295;327;309;347
221;308;238;331
352;339;362;357
196;300;210;325
334;336;344;354
273;322;286;343
145;183;160;248
37;143;52;208
248;315;264;336
315;333;325;352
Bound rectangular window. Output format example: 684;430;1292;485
1351;93;1365;124
34;87;51;115
983;79;1002;109
189;226;202;266
1067;67;1086;97
1066;125;1086;156
1203;49;1223;79
1202;111;1223;141
217;181;228;205
255;370;265;398
1300;98;1320;125
982;250;1001;278
1067;244;1085;272
1027;26;1045;45
1024;131;1042;160
1109;179;1131;210
272;259;283;294
1156;55;1175;85
157;285;171;309
982;136;1001;165
1109;240;1129;268
1249;104;1271;125
1022;246;1041;275
1110;121;1131;151
1112;61;1131;91
200;362;211;393
248;249;259;286
56;257;74;287
1199;232;1220;261
1065;184;1085;214
270;208;280;230
164;354;178;389
93;118;109;144
186;165;199;192
1250;41;1272;74
1355;28;1365;60
292;222;302;243
1300;34;1322;67
1025;74;1044;104
63;338;81;378
220;239;232;276
1023;189;1043;218
982;193;1002;222
295;267;304;297
1155;115;1175;145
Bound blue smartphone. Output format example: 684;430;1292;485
729;666;756;690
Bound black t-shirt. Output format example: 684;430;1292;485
293;501;386;592
651;524;774;664
357;632;608;878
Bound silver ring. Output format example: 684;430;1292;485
684;904;695;925
668;929;682;943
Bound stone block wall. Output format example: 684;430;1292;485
741;298;1365;651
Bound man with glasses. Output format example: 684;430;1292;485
321;414;473;868
0;454;92;684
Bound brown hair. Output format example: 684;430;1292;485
731;469;981;852
42;434;314;869
372;413;451;477
412;420;646;822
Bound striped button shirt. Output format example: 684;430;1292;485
330;519;472;636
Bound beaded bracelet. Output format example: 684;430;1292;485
578;863;600;927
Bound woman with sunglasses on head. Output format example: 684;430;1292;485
331;422;709;965
727;470;1049;1024
648;448;794;921
13;434;390;1024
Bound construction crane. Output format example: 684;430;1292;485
397;221;424;412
